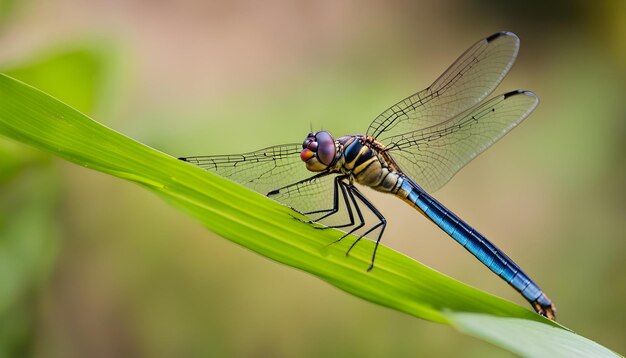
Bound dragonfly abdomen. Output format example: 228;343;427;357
397;177;556;319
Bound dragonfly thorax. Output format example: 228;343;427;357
337;135;404;193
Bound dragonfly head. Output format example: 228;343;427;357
300;131;336;171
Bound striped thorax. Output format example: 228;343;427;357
337;135;403;193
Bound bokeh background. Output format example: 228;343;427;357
1;0;625;356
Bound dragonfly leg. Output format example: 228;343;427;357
310;176;356;229
294;177;341;224
291;175;347;224
344;185;387;271
327;181;366;245
295;176;364;232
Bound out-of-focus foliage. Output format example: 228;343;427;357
3;45;114;115
0;139;57;357
0;0;20;25
0;44;113;356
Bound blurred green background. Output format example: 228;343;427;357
0;0;625;356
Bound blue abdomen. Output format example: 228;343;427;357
401;178;545;303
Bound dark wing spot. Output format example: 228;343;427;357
503;89;524;99
486;31;508;43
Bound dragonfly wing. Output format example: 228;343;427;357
367;32;520;139
384;90;539;192
180;144;344;220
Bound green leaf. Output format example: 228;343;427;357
0;73;620;357
449;313;620;358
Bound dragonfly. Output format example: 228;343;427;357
180;31;556;320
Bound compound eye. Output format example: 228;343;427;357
315;131;336;166
307;141;318;151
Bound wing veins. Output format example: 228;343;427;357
367;32;519;139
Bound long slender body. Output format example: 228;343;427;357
339;134;555;317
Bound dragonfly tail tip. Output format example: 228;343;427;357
532;295;557;321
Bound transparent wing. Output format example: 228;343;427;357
180;144;346;221
383;90;539;192
367;31;520;139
